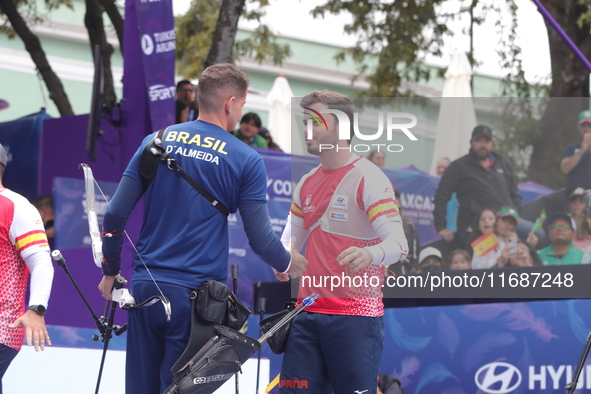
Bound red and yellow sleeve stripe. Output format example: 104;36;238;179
15;230;48;253
367;199;400;223
290;201;304;219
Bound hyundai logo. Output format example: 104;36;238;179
475;362;522;394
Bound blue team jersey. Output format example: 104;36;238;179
124;120;267;288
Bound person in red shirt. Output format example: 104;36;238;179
277;90;408;393
0;143;53;392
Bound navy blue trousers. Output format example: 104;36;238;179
0;343;18;394
125;280;192;394
280;312;384;394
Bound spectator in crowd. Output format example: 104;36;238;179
433;125;522;249
501;241;541;267
435;157;450;176
568;187;591;253
469;206;538;250
538;212;591;265
258;127;283;151
418;247;444;272
569;187;591;229
469;208;497;246
368;150;386;167
235;112;268;148
472;208;519;269
561;110;591;198
175;80;198;124
392;189;420;275
448;249;471;270
33;194;54;248
573;211;591;253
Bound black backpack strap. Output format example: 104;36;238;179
139;127;169;190
166;157;230;215
141;127;230;216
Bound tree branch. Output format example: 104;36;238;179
0;0;74;116
84;0;116;106
205;0;246;68
98;0;123;50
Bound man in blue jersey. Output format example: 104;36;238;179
98;63;307;394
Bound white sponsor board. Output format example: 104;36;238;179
4;346;269;393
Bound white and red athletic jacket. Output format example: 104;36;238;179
0;189;53;350
283;156;408;317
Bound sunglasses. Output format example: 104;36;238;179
549;224;571;230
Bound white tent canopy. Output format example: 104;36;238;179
429;52;478;175
266;74;294;153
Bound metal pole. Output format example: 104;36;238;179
469;2;474;94
231;265;239;394
255;297;266;394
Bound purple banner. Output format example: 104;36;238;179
134;0;175;131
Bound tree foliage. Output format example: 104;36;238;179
175;0;291;79
0;0;75;116
495;0;591;188
314;0;591;189
312;0;459;97
0;0;123;115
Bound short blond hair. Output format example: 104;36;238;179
197;64;249;113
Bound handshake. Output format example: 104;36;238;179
273;237;308;282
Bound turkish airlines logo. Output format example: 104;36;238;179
475;362;522;394
141;34;154;55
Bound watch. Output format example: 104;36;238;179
28;305;46;316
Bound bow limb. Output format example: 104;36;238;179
79;163;172;321
80;163;104;268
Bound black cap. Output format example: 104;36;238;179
543;212;573;233
258;127;271;139
471;125;493;141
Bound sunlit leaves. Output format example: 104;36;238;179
175;0;290;79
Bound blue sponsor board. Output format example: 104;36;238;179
378;299;591;393
0;110;50;201
254;299;591;393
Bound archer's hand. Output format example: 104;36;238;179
98;275;118;299
288;248;308;279
9;311;51;351
272;267;289;282
337;246;374;273
274;237;308;281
